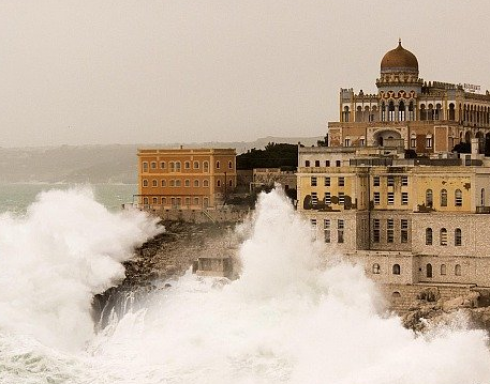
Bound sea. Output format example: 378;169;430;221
0;186;489;384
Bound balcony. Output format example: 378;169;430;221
476;206;490;214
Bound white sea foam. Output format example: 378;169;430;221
0;188;162;352
0;188;489;384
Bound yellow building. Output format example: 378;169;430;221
298;41;490;306
137;148;237;211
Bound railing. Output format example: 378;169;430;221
476;206;490;214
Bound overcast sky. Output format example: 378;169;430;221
0;0;489;147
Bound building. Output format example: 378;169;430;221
298;42;490;306
329;39;490;154
137;148;237;211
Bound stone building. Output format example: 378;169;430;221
298;42;490;306
137;148;237;211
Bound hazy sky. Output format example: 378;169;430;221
0;0;489;147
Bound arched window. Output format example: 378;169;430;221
342;106;350;122
392;264;401;275
161;197;166;205
408;101;415;121
203;197;209;208
142;162;149;172
217;180;221;187
185;179;190;187
228;161;233;169
175;180;181;187
143;179;148;187
143;197;149;205
481;188;485;206
194;180;199;187
388;101;395;121
152;197;157;204
381;102;386;121
216;161;221;169
426;263;433;278
455;189;462;206
229;180;233;187
455;264;462;276
372;263;381;274
455;228;462;246
193;161;200;169
398;100;405;121
203;162;209;172
175;162;181;171
426;228;433;245
203;180;209;187
449;103;455;121
440;228;447;246
392;291;401;298
161;180;166;187
440;189;447;207
160;161;166;169
169;162;175;172
426;189;433;206
152;179;157;187
151;161;157;169
184;161;190;169
410;134;416;148
441;264;446;275
420;104;427;121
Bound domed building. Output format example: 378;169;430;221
329;40;490;154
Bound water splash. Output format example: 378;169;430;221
0;188;489;384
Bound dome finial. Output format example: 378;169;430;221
399;37;402;46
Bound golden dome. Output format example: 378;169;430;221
380;40;418;74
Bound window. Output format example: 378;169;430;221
143;162;149;172
372;264;381;274
152;179;157;187
315;160;320;167
204;162;209;172
455;228;462;246
310;219;317;228
426;263;433;278
228;161;233;169
336;160;341;167
161;197;166;205
160;161;166;169
400;219;408;243
441;264;446;275
194;197;199;205
305;160;310;167
170;162;175;172
455;189;462;206
426;189;433;206
455;264;462;276
311;177;317;187
338;192;345;205
325;160;330;167
374;192;380;205
193;161;200;169
401;192;408;205
426;228;433;245
217;180;221;187
324;219;330;243
175;180;181;187
338;177;345;187
143;179;148;187
152;197;157;204
426;135;433;148
481;188;486;206
151;162;157;169
311;192;318;206
161;180;166;187
143;197;149;205
229;180;233;187
441;189;447;207
176;198;181;208
216;161;221;169
373;176;380;186
324;192;331;205
440;228;447;246
185;197;191;206
175;162;181;171
401;176;408;186
392;264;401;275
169;180;175;187
387;219;394;243
184;161;191;170
185;179;190;187
387;176;395;186
387;192;394;205
337;220;344;243
359;138;365;147
324;177;330;186
194;180;199;187
373;219;380;243
203;180;209;187
344;138;351;147
411;137;416;148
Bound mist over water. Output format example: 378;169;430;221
0;188;489;383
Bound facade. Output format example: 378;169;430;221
298;42;490;305
137;148;237;211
